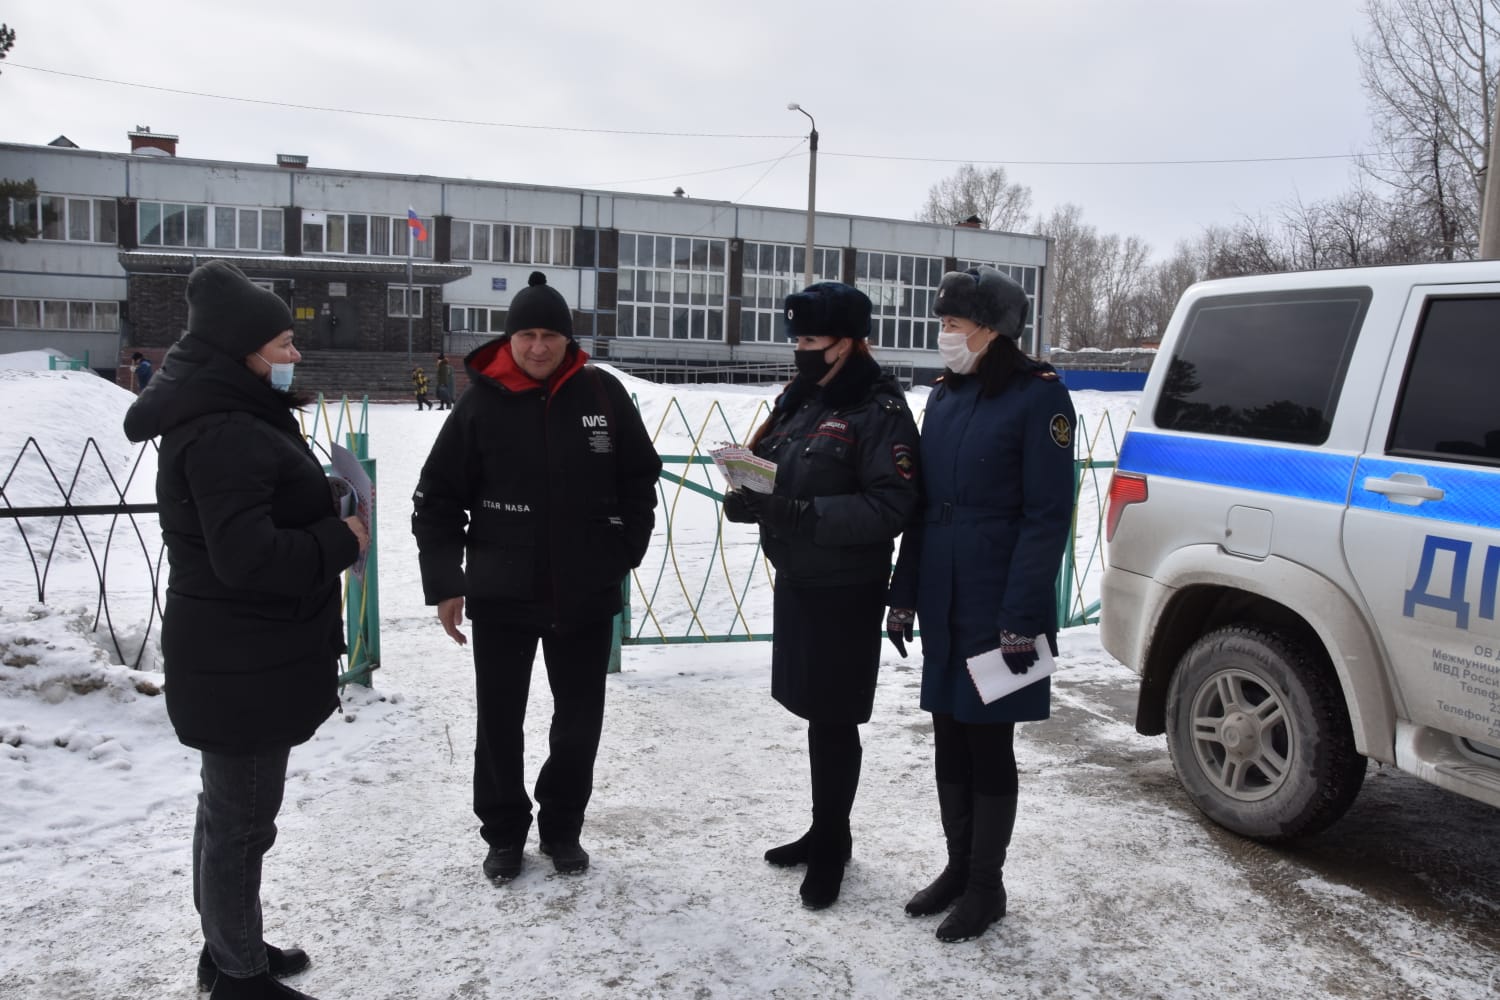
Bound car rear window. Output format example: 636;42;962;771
1154;287;1371;445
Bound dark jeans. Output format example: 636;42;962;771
471;618;612;847
932;713;1019;796
192;747;290;979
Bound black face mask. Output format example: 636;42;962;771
793;347;834;382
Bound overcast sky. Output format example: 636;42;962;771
1;0;1377;260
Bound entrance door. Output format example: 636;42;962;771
319;299;359;349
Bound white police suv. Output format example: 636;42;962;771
1101;260;1500;840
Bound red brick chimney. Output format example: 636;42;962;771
127;126;178;157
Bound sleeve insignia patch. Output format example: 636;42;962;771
1049;414;1072;449
892;442;916;480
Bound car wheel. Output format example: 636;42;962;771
1165;624;1366;841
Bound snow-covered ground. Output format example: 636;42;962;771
2;357;1496;1000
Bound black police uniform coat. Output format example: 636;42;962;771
123;335;357;754
751;353;921;722
889;358;1076;724
410;338;661;627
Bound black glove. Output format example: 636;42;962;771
886;608;914;658
722;489;763;524
759;494;814;538
998;629;1038;675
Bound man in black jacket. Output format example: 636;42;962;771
412;271;661;883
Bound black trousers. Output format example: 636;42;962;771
932;713;1019;796
470;618;612;847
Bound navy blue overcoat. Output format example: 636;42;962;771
889;362;1076;723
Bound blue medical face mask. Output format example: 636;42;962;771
256;353;295;390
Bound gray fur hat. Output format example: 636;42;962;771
933;265;1029;338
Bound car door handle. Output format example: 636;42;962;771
1363;474;1444;504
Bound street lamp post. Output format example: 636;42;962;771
788;102;818;287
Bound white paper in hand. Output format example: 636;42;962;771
966;636;1057;705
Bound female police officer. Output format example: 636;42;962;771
723;281;921;911
887;265;1076;942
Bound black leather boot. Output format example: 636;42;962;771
764;829;812;867
936;793;1017;942
540;838;591;874
904;781;972;917
197;944;310;993
798;736;861;910
764;827;853;867
482;843;525;882
209;970;319;999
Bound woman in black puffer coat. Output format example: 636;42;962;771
723;281;921;911
124;261;367;1000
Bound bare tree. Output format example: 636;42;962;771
1356;0;1500;259
1034;204;1155;349
917;164;1034;233
1129;243;1202;344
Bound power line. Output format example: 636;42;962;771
9;61;1389;169
824;150;1385;166
582;150;804;189
6;62;801;140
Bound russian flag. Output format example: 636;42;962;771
407;207;428;242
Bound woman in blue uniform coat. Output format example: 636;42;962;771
887;265;1076;942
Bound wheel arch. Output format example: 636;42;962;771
1134;552;1397;764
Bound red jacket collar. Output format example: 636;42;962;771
477;339;590;393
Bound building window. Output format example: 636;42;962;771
739;241;842;343
209;206;283;252
305;212;430;259
449;221;572;266
11;194;117;244
855;251;944;351
615;232;727;340
957;259;1041;355
0;297;121;333
140;200;280;252
388;287;425;317
447;305;491;334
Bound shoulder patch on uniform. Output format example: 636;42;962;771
879;395;903;414
1034;369;1060;381
1049;413;1072;449
892;442;915;480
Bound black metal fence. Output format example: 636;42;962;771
1;436;164;670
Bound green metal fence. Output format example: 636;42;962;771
303;395;380;688
607;394;1135;670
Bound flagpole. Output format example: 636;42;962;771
405;227;414;365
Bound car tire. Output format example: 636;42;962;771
1165;624;1366;841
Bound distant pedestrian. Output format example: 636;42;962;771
130;351;152;392
412;366;431;410
435;353;454;410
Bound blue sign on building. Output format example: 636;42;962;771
491;277;507;291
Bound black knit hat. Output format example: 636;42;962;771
933;265;1029;339
505;271;574;337
783;281;872;340
185;260;294;357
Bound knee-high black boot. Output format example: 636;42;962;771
936;793;1017;942
799;739;861;910
904;781;972;916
